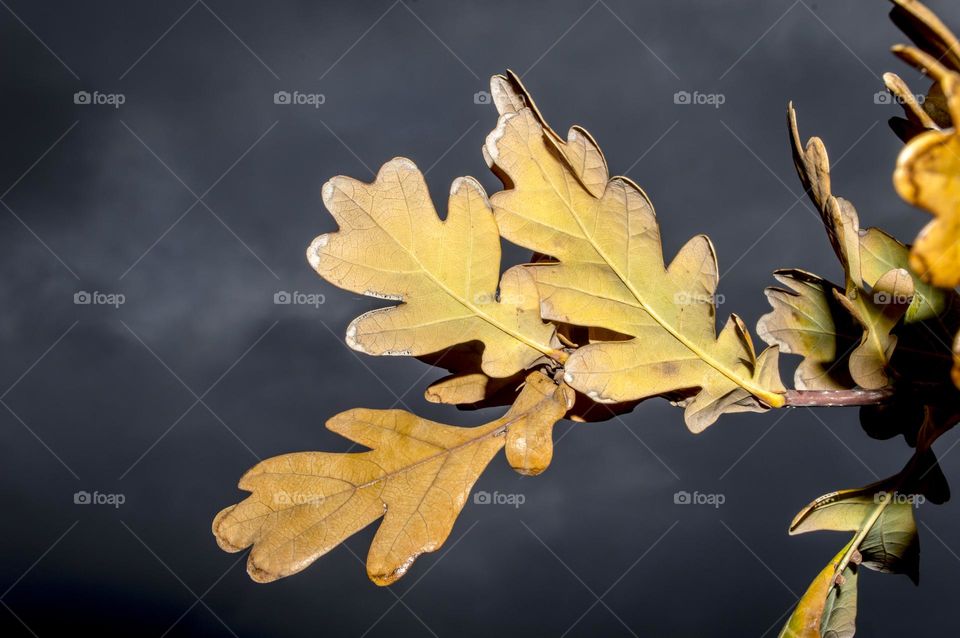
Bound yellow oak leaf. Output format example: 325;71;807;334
483;71;784;431
757;269;857;391
859;227;949;322
887;13;960;389
307;158;563;377
424;371;518;407
892;47;960;288
504;370;574;476
890;0;960;79
763;106;917;390
417;343;527;409
213;371;570;585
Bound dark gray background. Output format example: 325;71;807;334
2;1;959;636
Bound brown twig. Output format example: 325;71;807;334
782;387;895;407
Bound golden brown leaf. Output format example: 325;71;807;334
767;106;917;390
213;371;569;584
757;269;857;390
859;227;948;322
883;71;937;131
424;371;519;407
417;343;527;409
954;331;960;389
483;71;784;430
504;371;574;476
308;158;563;377
892;47;960;288
890;0;960;76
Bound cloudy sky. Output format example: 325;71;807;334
2;0;959;635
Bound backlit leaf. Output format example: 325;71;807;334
887;8;960;390
890;0;960;77
819;562;858;638
308;158;563;377
891;46;960;288
859;227;948;322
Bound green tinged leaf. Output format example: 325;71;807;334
779;546;854;638
761;106;927;390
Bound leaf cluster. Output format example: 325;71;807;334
211;4;960;637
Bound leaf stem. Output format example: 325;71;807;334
782;388;894;407
834;491;892;579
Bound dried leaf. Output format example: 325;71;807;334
890;0;960;75
308;158;563;377
834;268;914;389
484;71;784;430
790;486;920;582
757;269;857;390
892;46;960;287
779;546;857;638
504;371;574;476
883;71;937;131
213;371;570;584
887;20;960;389
859;227;948;322
954;330;960;388
783;474;922;638
425;371;520;407
819;563;858;638
767;106;918;390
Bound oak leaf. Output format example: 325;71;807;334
782;469;923;638
484;71;784;431
307;158;563;377
779;545;858;638
757;269;858;390
887;5;960;389
212;371;570;584
417;344;528;409
761;106;918;390
891;47;960;289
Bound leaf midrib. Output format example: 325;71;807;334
536;156;782;406
339;181;558;361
